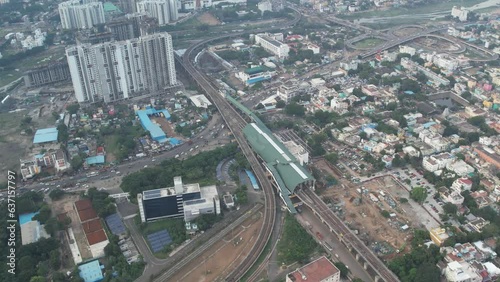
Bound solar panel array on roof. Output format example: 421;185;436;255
147;230;172;253
105;213;126;235
184;199;206;206
143;189;162;199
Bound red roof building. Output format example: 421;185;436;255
86;229;107;245
82;218;103;234
286;256;340;282
78;209;98;222
75;199;92;211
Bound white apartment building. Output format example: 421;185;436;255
446;160;475;177
445;261;482;282
422;152;454;172
451;177;473;192
255;33;289;59
59;0;106;30
399;45;416;56
330;98;349;114
257;0;272;15
451;6;469;22
440;189;465;205
137;0;178;25
66;32;176;103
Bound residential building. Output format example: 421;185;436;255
451;177;473;192
439;187;464;205
330;98;349;114
137;176;221;222
445;261;482;282
66;32;176;103
286;256;340;282
51;149;70;172
136;0;177;25
257;0;272;15
236;66;275;85
470;190;491;209
446;160;475;177
20;158;41;180
429;227;449;246
23;61;71;88
277;80;302;103
255;33;289;59
451;6;469;22
59;0;106;30
106;13;147;41
399;45;416;56
422;152;454;172
464;216;490;232
474;146;500;169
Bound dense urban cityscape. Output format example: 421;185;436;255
0;0;500;282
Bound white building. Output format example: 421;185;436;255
340;60;359;71
422;152;454;172
446;160;475;177
66;32;176;103
307;44;320;54
451;178;473;192
255;33;289;59
137;0;178;25
282;140;309;165
445;261;482;282
440;189;464;205
451;6;469;22
257;0;272;15
330;98;349;114
58;0;106;30
399;45;416;56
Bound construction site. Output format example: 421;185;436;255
313;158;417;259
168;208;264;282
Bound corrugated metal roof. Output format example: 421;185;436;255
33;127;58;144
86;229;107;245
243;122;313;195
86;155;105;165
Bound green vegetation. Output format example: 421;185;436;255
102;124;147;161
325;153;339;165
85;188;116;218
234;185;248;204
192;213;222;231
277;214;320;264
410;186;427;203
353;38;386;48
388;243;442;282
381;210;391;218
137;217;187;258
284;103;306;117
121;144;239;197
216;50;250;62
334;262;350;278
103;235;146;280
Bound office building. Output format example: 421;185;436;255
66;32;177;103
138;176;221;222
255;33;289;59
136;0;178;25
58;0;106;30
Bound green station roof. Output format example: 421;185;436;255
243;122;314;213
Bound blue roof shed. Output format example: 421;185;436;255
78;260;104;282
33;128;58;144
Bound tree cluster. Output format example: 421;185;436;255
277;214;320;264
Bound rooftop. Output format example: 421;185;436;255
142;177;201;200
78;260;104;282
86;229;107;245
75;199;92;211
243;122;314;212
82;218;103;234
33;127;58;144
86;155;105;165
287;256;339;282
136;107;171;143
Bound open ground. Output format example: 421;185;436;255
197;12;221;26
313;159;416;258
168;209;264;282
51;194;93;260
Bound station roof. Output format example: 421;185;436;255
243;122;313;195
33;127;58;144
245;66;266;75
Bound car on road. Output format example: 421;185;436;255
144;165;148;168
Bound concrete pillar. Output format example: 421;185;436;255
363;262;368;270
374;276;381;282
355;253;360;261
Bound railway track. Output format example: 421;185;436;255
171;10;301;279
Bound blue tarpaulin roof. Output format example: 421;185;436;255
86;155;105;165
136;107;171;143
33;128;58;144
78;260;104;282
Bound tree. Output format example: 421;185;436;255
71;155;84;171
277;215;319;264
30;277;46;282
399;197;408;203
66;103;80;115
324;153;339;165
410;186;427;203
414;262;441;282
468;116;485;127
443;202;458;215
52;272;67;282
334;262;350;278
381;210;390;218
284;103;305;116
50;249;61;269
276;100;286;108
49;189;65;200
52;111;60;121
